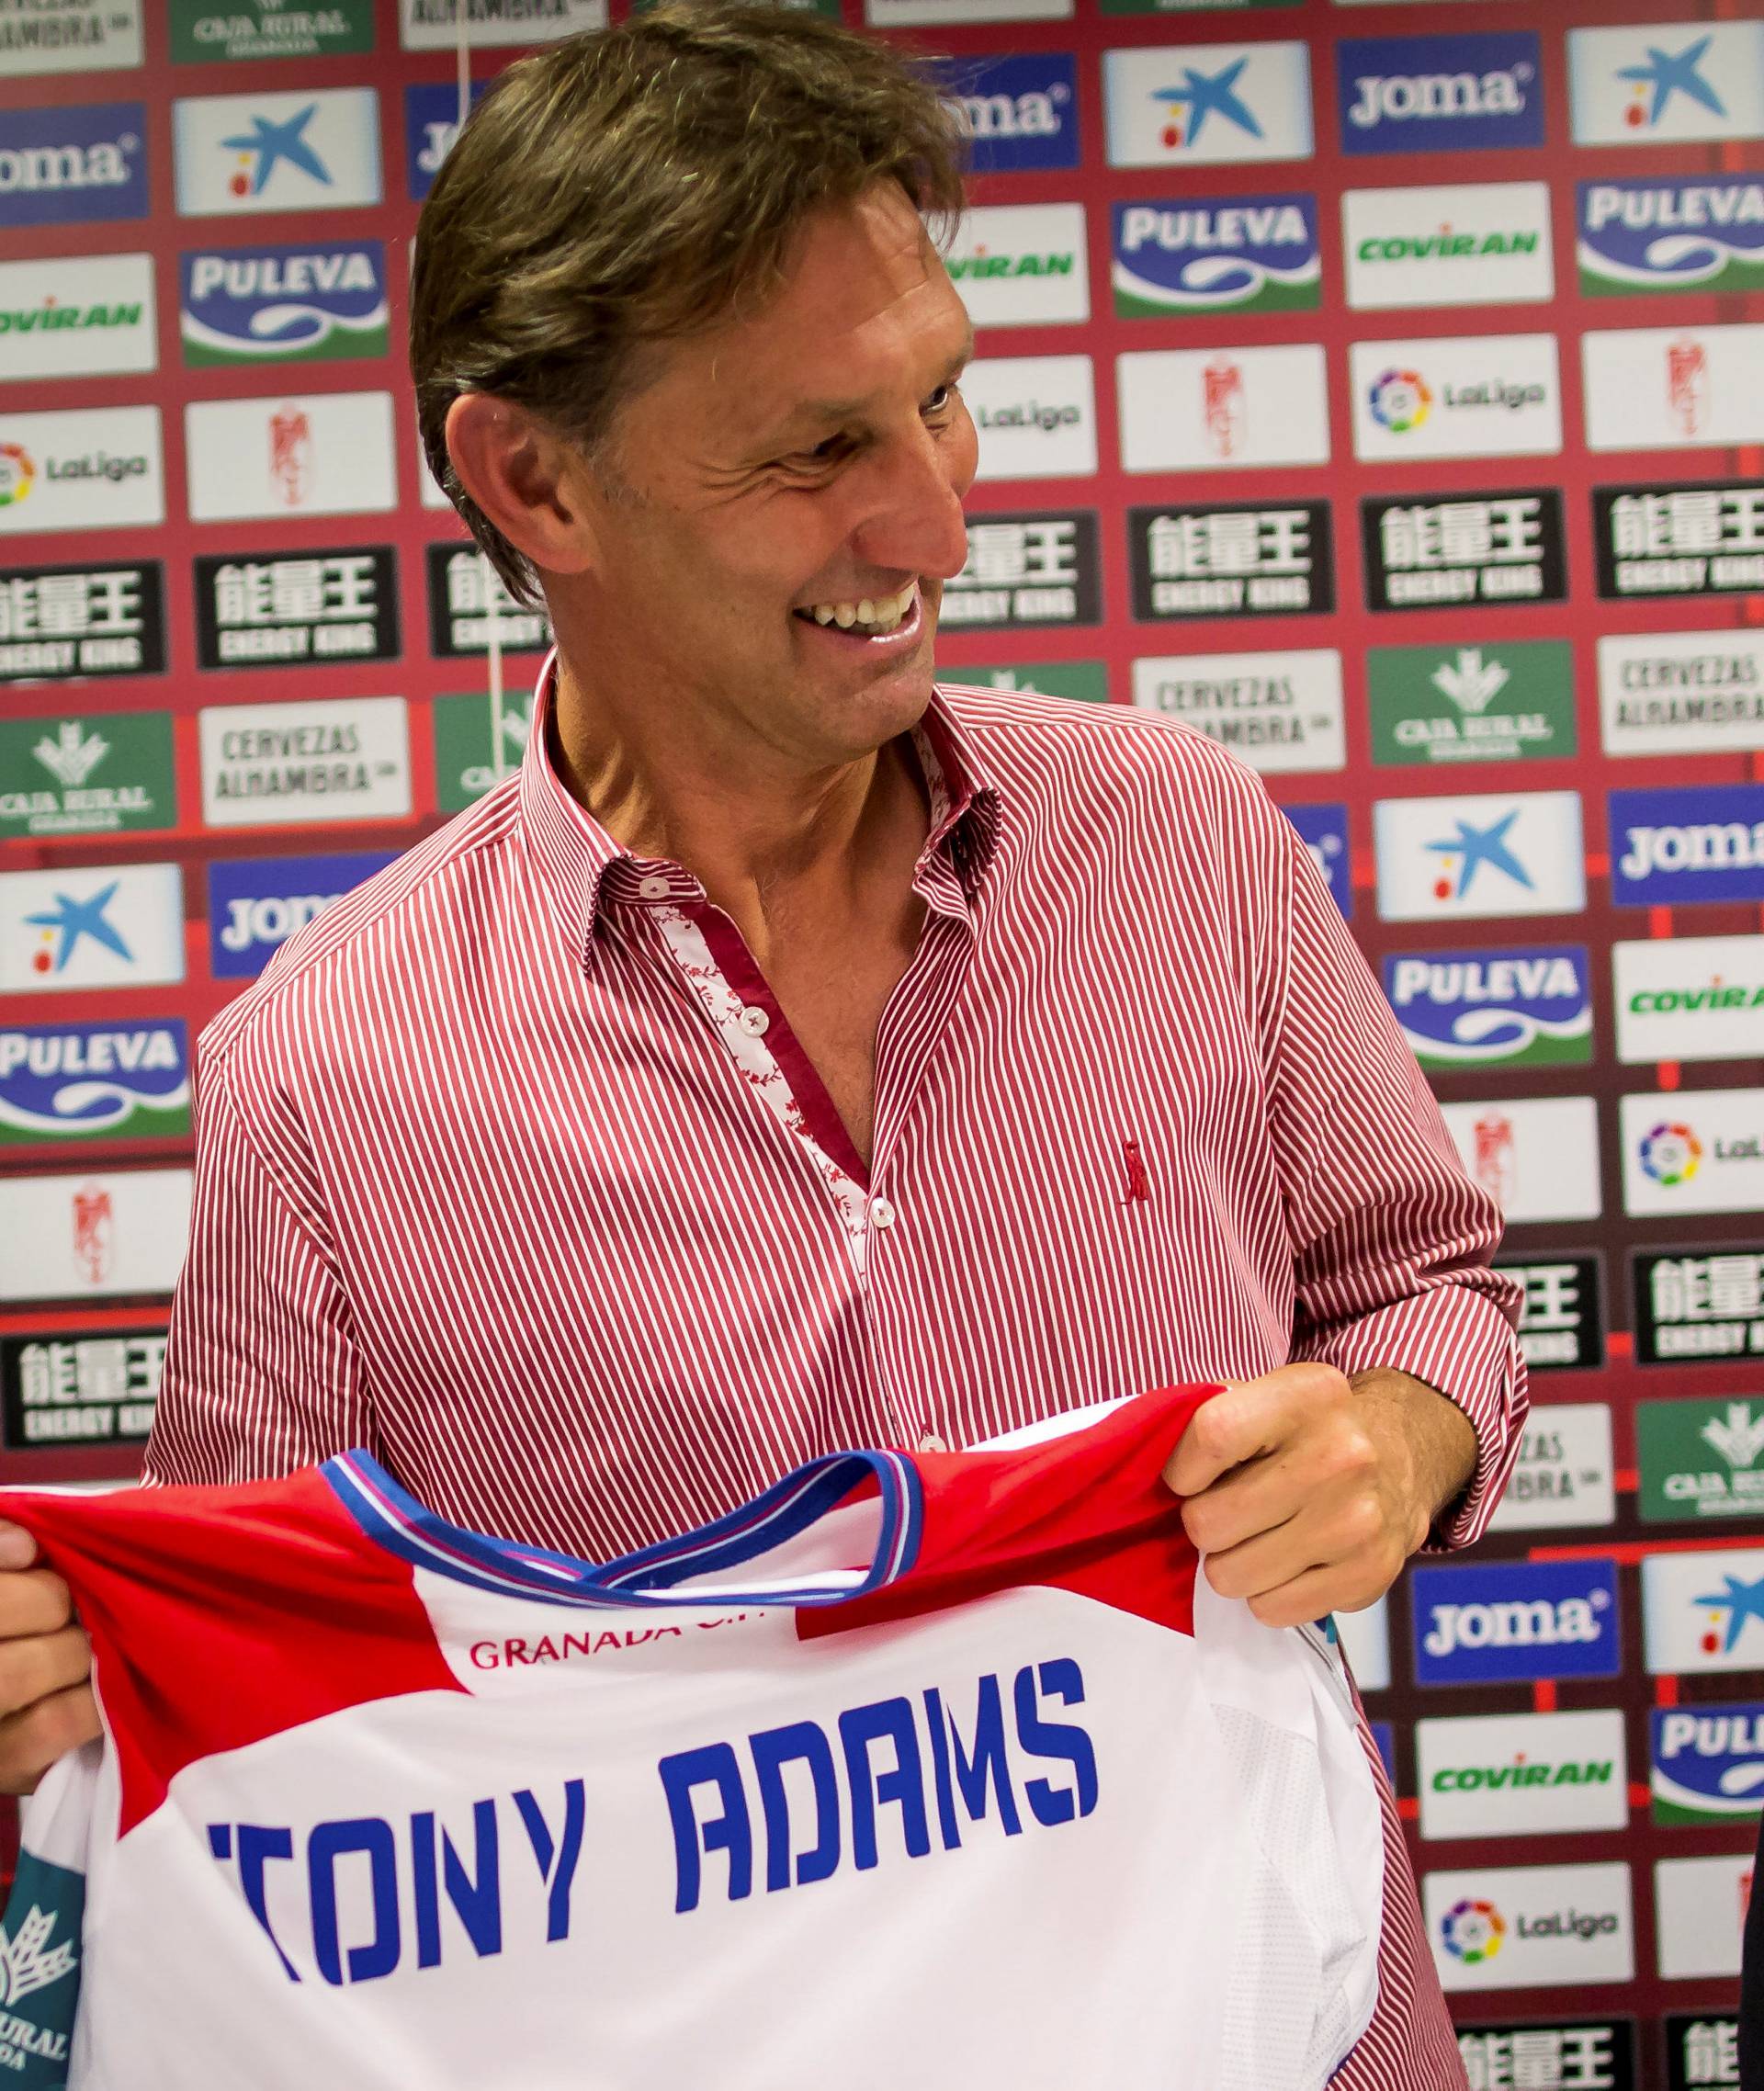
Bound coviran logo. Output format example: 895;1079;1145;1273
0;297;143;340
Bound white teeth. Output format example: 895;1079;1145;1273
804;582;917;634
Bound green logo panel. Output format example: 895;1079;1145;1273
941;661;1110;706
431;690;534;814
1102;0;1298;10
0;714;177;841
1638;1397;1764;1522
170;0;376;61
0;1848;83;2085
1366;640;1576;767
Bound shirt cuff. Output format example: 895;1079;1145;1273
1295;1281;1529;1553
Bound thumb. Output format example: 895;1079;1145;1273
1161;1384;1254;1500
0;1522;40;1572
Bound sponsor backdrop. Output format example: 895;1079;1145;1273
1;0;1762;2078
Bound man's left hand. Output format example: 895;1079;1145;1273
1162;1363;1478;1630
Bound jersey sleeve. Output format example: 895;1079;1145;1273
0;1740;100;2088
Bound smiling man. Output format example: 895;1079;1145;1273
0;9;1520;2086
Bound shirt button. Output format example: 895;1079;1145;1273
737;1005;770;1037
638;875;669;900
869;1196;896;1231
920;1431;948;1454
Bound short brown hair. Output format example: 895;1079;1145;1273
411;3;968;605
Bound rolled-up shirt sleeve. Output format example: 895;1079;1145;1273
1261;804;1528;1552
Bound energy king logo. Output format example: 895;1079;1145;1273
1384;946;1591;1071
1578;179;1764;298
1112;194;1318;316
179;241;388;366
1441;1898;1504;1965
0;1021;189;1144
1651;1703;1764;1824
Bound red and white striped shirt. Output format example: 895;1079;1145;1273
150;661;1526;2089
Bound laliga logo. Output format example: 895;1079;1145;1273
1441;1897;1504;1964
1640;1120;1702;1187
1369;367;1432;434
0;442;35;508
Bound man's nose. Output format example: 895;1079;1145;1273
851;414;974;584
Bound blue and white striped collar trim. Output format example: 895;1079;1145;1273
324;1448;922;1611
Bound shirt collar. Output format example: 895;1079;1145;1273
516;651;1005;971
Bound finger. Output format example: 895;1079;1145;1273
1203;1493;1389;1605
0;1522;40;1572
1245;1557;1401;1633
0;1682;100;1797
1181;1412;1380;1556
1162;1378;1304;1498
0;1568;74;1642
0;1627;90;1721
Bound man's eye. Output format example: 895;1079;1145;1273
923;384;956;416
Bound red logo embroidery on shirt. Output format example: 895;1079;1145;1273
1119;1138;1151;1207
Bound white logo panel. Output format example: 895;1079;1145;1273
945;205;1089;330
1621;1088;1764;1216
1656;1857;1752;1980
1569;24;1764;146
1417;1710;1628;1841
0;864;184;995
1488;1404;1617;1533
199;696;412;830
174;89;381;216
1131;649;1343;774
966;356;1096;481
1342;183;1553;311
400;0;606;46
1333;1596;1389;1693
1599;629;1764;757
1374;791;1586;922
0;254;155;382
1643;1546;1764;1674
185;392;396;522
1423;1862;1634;1991
1614;936;1764;1066
1584;324;1764;451
1350;333;1561;463
1440;1097;1602;1226
0;1168;192;1303
867;0;1069;19
0;0;142;73
1118;344;1329;472
0;407;163;537
1103;44;1314;169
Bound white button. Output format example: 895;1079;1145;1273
920;1431;948;1454
638;875;669;899
738;1005;770;1037
869;1196;896;1231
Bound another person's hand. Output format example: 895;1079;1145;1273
0;1522;97;1793
1163;1362;1478;1630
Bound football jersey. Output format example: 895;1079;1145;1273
0;1385;1383;2091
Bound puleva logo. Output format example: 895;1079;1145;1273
1577;179;1764;298
1609;784;1764;907
1651;1703;1764;1824
178;241;388;367
1368;367;1431;433
940;55;1079;176
1410;1558;1621;1685
1640;1121;1702;1187
1111;194;1319;317
1383;946;1591;1070
1440;1899;1505;1965
0;1021;190;1144
1339;34;1544;156
0;104;149;231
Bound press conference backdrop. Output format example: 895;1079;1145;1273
2;0;1762;2078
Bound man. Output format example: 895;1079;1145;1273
0;8;1522;2084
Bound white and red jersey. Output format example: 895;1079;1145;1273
0;1386;1383;2090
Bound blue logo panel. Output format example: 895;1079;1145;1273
0;1020;189;1143
1339;34;1544;155
1410;1558;1622;1685
1111;194;1320;315
1650;1701;1764;1822
404;82;489;203
1382;944;1591;1068
1285;804;1352;920
208;853;396;980
178;241;388;365
0;103;149;228
1578;178;1764;296
1609;785;1764;908
937;54;1080;175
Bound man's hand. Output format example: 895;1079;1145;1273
1163;1362;1478;1630
0;1523;97;1794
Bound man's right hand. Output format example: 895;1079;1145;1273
0;1523;98;1794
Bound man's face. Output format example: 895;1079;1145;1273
564;180;978;767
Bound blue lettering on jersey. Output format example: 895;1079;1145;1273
206;1778;585;1985
660;1658;1098;1913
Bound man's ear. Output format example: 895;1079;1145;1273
445;394;604;581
